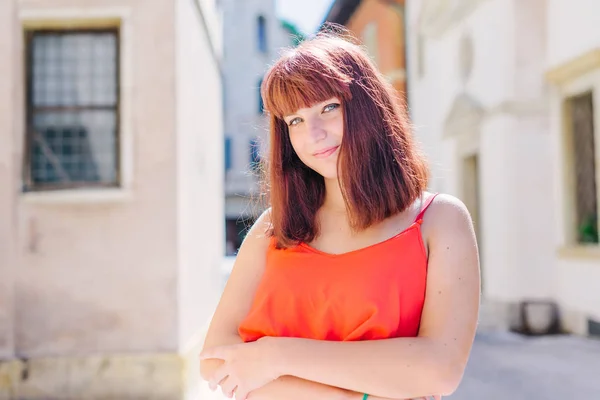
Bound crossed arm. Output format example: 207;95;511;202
200;195;480;400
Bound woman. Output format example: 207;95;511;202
200;27;480;400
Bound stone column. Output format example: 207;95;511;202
0;0;17;360
0;0;23;397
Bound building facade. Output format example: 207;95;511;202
0;0;224;398
324;0;408;98
405;0;600;336
222;0;304;255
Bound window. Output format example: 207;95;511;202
24;28;119;191
258;78;264;114
226;216;256;256
225;136;232;172
257;15;267;53
249;138;261;172
566;92;598;244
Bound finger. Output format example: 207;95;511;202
210;364;230;388
235;386;249;400
208;380;218;391
220;377;237;399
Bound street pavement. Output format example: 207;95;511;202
448;330;600;399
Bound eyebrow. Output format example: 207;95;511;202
283;101;333;119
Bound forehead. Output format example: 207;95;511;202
262;50;352;119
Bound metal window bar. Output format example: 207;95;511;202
24;28;120;191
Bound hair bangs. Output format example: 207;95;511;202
262;49;352;119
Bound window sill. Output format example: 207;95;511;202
557;245;600;261
21;188;133;205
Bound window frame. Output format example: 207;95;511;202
23;27;121;192
546;49;600;258
560;83;600;248
562;90;598;245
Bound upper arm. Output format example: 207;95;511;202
202;208;272;349
417;194;481;373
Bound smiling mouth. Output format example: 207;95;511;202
313;145;340;158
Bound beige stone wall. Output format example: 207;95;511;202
0;353;184;400
0;0;18;361
13;0;179;358
175;0;224;349
1;0;224;358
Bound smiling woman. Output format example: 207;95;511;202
200;25;480;400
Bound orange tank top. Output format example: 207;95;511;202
238;193;438;342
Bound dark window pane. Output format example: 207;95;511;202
225;137;232;171
258;78;264;114
257;16;267;53
249;138;260;172
569;92;598;243
30;110;117;185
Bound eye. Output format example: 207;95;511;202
288;117;302;127
323;103;340;113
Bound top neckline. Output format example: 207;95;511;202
277;192;438;258
297;220;422;258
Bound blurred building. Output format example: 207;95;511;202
0;0;224;398
327;0;600;336
405;0;600;337
324;0;407;99
222;0;304;255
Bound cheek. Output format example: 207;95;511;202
288;134;301;155
289;133;316;167
327;117;344;140
289;131;308;155
288;135;307;163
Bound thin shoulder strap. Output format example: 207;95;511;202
415;193;439;223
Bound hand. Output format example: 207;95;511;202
200;337;283;400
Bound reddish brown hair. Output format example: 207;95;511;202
260;27;429;248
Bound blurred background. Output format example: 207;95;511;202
0;0;599;399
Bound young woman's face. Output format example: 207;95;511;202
283;97;344;180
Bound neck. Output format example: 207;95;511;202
322;178;347;214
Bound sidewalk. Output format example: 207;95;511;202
449;330;600;399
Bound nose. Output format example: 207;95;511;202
307;118;326;143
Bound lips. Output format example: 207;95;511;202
313;145;340;158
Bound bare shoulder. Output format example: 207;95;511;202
423;193;474;237
244;207;273;244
